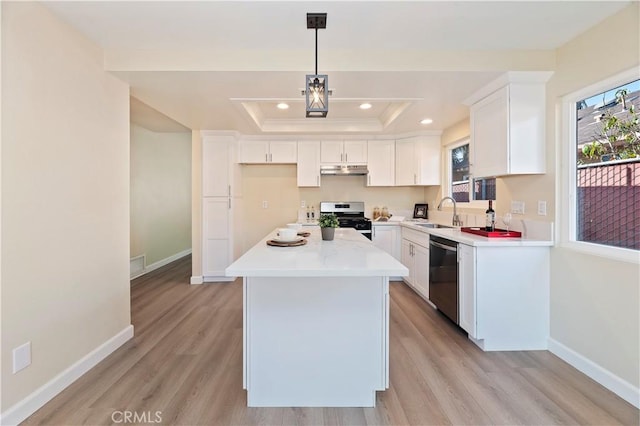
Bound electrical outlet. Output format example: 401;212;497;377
262;201;268;209
537;200;547;216
511;201;525;215
301;200;306;208
13;342;31;373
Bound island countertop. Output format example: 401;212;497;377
226;227;409;277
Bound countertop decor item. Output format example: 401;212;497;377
318;213;339;240
413;203;428;219
267;238;308;247
461;227;522;238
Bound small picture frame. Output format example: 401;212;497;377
413;203;428;219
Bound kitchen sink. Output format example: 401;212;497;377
415;223;453;229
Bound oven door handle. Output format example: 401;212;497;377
429;240;457;252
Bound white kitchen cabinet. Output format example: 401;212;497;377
400;227;430;300
239;140;297;164
458;243;476;337
321;140;367;164
367;140;395;186
297;141;321;187
395;136;441;186
469;82;546;178
372;224;400;260
201;134;239;282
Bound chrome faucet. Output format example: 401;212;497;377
437;197;463;226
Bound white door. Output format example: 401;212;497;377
400;239;414;286
297;141;321;187
470;86;509;178
202;138;230;197
320;140;344;163
240;140;270;164
202;197;230;277
368;140;395;186
269;141;297;163
344;140;368;164
395;140;415;185
373;225;394;255
413;244;429;299
458;244;477;337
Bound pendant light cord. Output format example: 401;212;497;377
315;27;318;75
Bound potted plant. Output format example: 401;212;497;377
318;213;339;241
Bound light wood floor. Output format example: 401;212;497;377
25;255;638;425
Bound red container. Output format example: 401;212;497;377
461;227;522;238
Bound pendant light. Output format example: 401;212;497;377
305;13;328;118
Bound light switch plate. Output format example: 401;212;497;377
537;200;547;216
511;201;525;215
13;341;31;373
262;201;268;209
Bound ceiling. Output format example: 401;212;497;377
43;1;631;135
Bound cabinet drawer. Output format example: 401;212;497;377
401;227;429;247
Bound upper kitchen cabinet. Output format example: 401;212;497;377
297;141;321;187
465;72;552;178
321;140;367;164
395;135;441;186
239;139;297;164
367;140;395;186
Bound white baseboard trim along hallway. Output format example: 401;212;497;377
548;338;640;409
0;325;134;426
130;248;192;280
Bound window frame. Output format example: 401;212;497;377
444;138;490;208
558;67;640;263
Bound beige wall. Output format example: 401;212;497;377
238;165;428;249
547;3;640;388
1;1;131;410
130;124;191;266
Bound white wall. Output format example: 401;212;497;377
548;3;640;394
130;124;191;267
1;1;131;412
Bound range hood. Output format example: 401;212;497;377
320;165;369;175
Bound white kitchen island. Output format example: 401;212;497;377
225;227;408;407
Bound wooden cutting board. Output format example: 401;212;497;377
266;238;307;247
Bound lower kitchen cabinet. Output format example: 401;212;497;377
459;244;550;351
372;224;400;259
400;227;429;299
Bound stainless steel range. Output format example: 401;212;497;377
319;201;372;240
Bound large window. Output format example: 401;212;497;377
447;140;496;203
562;69;639;258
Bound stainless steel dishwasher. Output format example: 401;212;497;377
429;235;459;324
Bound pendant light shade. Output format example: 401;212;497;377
305;74;328;118
305;13;328;118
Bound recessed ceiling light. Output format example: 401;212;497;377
420;118;433;125
360;103;372;110
277;103;289;110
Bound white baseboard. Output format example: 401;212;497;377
130;248;192;280
548;338;639;409
190;275;204;285
0;325;134;426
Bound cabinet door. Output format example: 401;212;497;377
202;138;230;197
415;136;441;185
320;140;344;163
368;140;395;186
395;140;416;185
240;140;270;164
470;86;509;178
344;140;367;164
413;243;429;299
202;197;231;277
458;244;477;337
400;239;414;286
297;141;321;187
373;225;394;255
269;141;297;163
